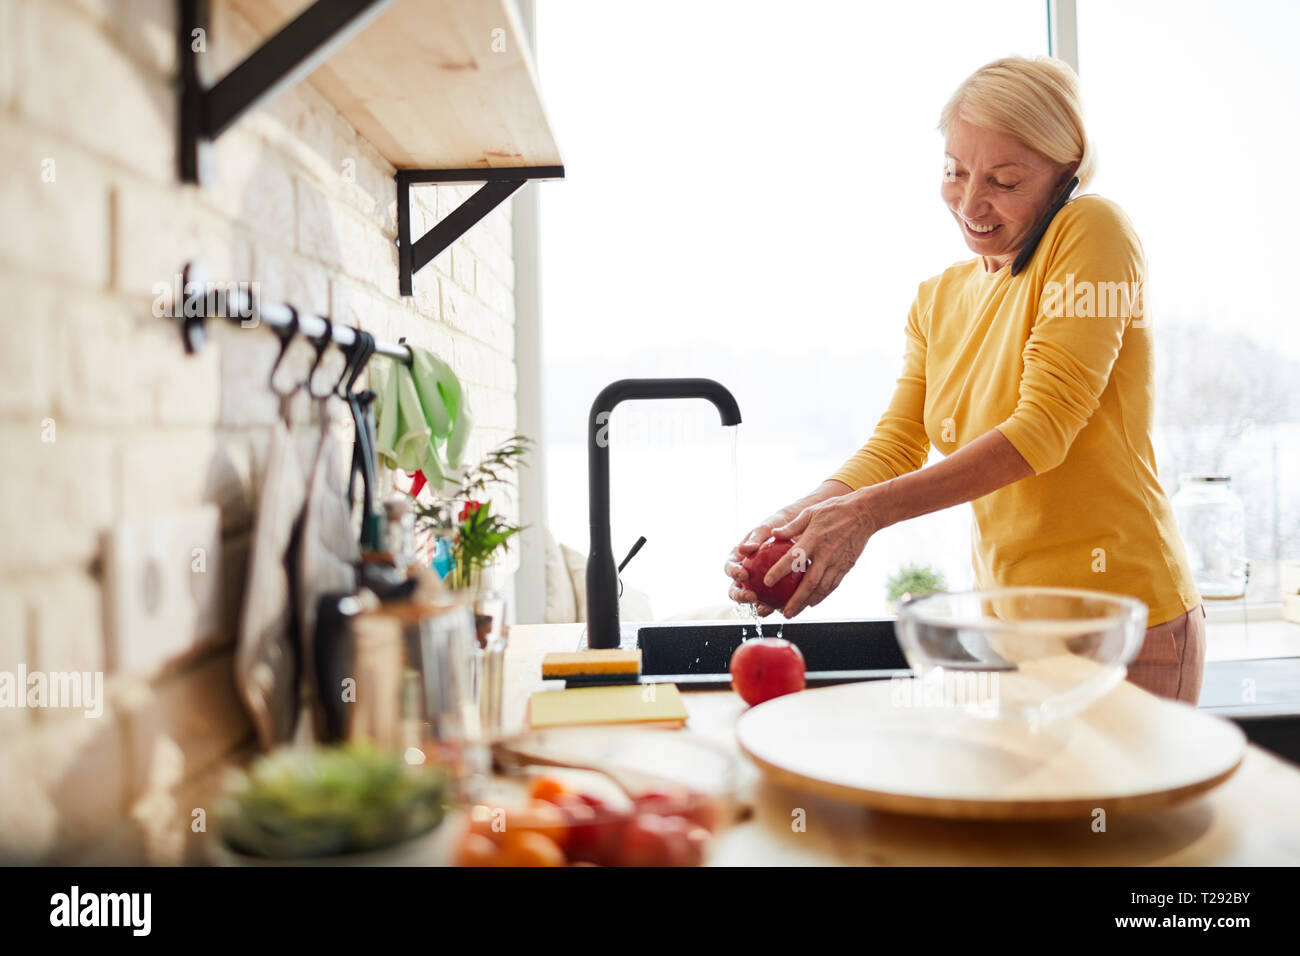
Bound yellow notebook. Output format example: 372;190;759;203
528;683;688;730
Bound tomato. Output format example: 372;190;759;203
656;815;705;867
632;790;683;816
729;637;806;706
565;793;627;865
740;537;805;611
676;792;721;833
619;814;674;867
682;825;711;867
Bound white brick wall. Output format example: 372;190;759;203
0;0;523;863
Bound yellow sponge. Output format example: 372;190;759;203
541;649;641;679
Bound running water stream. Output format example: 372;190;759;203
732;421;788;642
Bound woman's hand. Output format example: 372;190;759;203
724;505;800;616
724;480;857;616
762;490;880;618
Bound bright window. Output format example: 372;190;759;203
1077;0;1300;603
536;1;1057;620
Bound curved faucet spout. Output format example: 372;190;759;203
586;378;742;649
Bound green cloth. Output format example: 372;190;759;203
373;345;472;490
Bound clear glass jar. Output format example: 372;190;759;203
469;583;508;740
1171;475;1248;599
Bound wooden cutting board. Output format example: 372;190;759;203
735;677;1246;820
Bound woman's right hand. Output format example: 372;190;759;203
724;506;801;616
723;481;854;616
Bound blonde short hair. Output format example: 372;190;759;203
939;56;1095;189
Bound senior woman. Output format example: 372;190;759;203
724;56;1204;704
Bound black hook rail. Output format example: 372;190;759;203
177;261;411;364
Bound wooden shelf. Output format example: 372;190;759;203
229;0;563;170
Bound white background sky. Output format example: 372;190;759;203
532;1;1300;621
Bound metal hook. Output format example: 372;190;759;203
305;317;337;400
267;305;301;397
334;328;376;399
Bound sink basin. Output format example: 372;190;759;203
632;619;909;689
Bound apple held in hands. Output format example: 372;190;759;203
729;637;806;706
740;537;806;611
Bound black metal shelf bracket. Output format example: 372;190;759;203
178;0;393;183
396;167;564;296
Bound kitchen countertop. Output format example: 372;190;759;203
504;622;1300;865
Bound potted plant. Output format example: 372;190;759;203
209;743;453;866
413;436;530;644
885;562;949;613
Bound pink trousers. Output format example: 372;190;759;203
1124;604;1206;705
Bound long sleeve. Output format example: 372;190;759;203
832;194;1197;628
828;284;932;490
994;200;1144;474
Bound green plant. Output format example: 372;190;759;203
885;563;949;605
414;435;531;590
215;743;448;860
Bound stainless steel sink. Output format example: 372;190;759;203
630;619;909;689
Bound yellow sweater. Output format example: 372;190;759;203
830;195;1199;627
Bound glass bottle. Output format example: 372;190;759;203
1171;475;1248;599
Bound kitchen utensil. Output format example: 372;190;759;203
313;592;480;758
541;649;641;683
295;399;360;741
406;598;482;747
313;590;368;743
337;328;381;551
234;407;306;750
894;587;1147;725
736;677;1245;821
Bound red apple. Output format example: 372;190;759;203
729;637;806;706
740;537;805;611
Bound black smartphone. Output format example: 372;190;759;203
1010;175;1080;276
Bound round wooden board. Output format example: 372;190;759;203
735;678;1246;820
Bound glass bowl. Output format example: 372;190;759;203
894;587;1147;725
448;727;744;867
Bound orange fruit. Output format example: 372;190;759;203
511;800;570;846
455;832;503;867
499;830;566;867
529;776;571;804
466;803;508;844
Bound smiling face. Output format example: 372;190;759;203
941;116;1075;272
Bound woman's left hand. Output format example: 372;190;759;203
763;490;880;618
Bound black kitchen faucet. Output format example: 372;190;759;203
585;378;743;649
